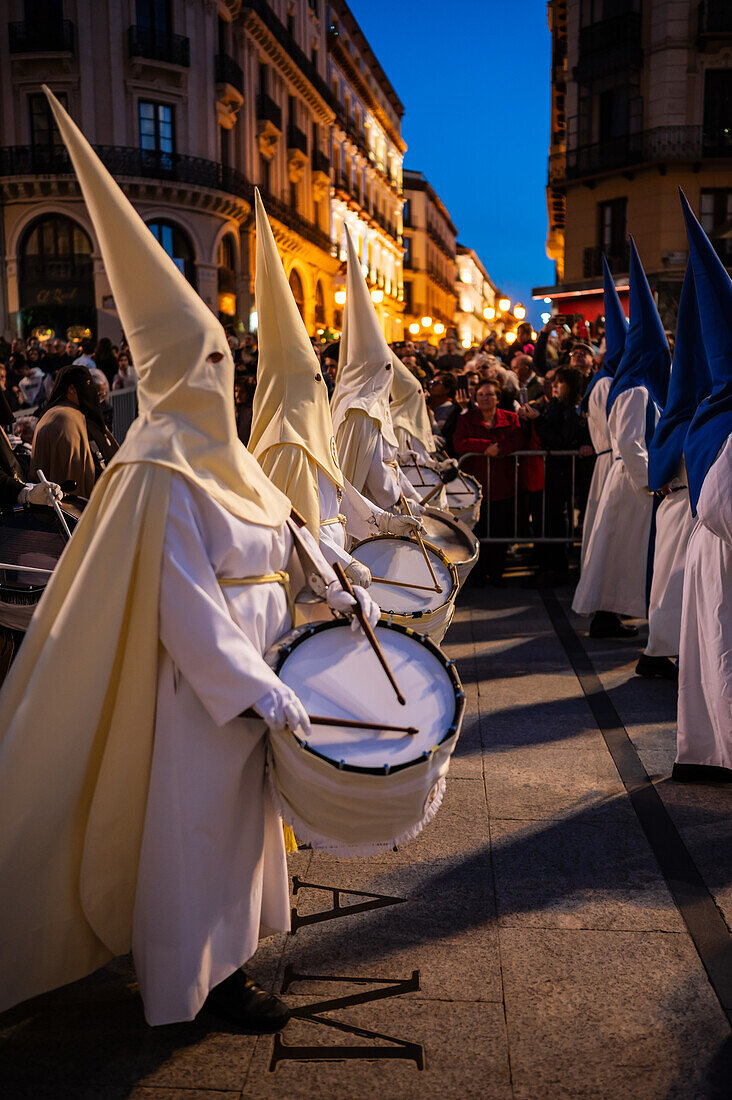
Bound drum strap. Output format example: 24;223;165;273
218;570;295;624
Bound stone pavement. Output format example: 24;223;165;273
2;582;732;1099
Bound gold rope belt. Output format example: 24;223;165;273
218;570;294;623
320;513;347;535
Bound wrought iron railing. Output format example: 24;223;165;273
565;125;732;180
287;125;307;155
128;25;190;66
256;93;282;130
241;0;335;110
215;53;244;93
311;148;330;175
583;244;630;278
8;19;75;53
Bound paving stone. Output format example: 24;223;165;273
500;927;732;1100
491;806;684;932
243;997;511;1100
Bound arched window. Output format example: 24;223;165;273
18;214;95;338
289;268;305;319
314;280;326;325
217;233;237;318
147;220;196;287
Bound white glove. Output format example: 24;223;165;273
326;581;381;632
253;685;311;737
345;559;372;588
19;481;63;505
378;511;425;537
436;458;458;474
397;450;416;465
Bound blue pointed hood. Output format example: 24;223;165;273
680;189;732;513
581;255;628;411
648;262;711;491
606;239;670;423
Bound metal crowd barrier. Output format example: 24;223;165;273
456;449;587;544
108;386;138;442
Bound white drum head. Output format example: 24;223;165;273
275;622;460;771
350;536;455;614
446;473;481;509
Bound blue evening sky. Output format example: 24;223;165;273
351;0;556;326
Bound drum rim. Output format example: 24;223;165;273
445;471;482;499
270;617;466;776
422;506;479;552
349;533;459;613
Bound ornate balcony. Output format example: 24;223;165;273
215;53;243;95
575;11;642;83
215;53;244;129
128;25;190;67
583;244;630;279
563;125;732;181
698;0;732;44
287;125;308;183
256;93;282;160
8;19;75;54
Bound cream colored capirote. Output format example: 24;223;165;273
248;189;343;539
390;349;435;460
0;89;291;1019
330;228;413;506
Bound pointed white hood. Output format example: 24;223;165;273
248;189;342;490
390;350;435;453
43;87;289;528
330;227;397;447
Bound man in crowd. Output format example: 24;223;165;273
72;337;96;370
30;365;119;498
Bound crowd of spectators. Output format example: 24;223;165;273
1;313;607;586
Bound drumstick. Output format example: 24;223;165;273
333;561;406;706
370;576;439;593
400;494;441;592
419;482;444;506
36;469;72;541
309;715;418;735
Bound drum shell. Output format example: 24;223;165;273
264;620;465;856
445;473;482;529
268;725;458;856
0;502;82;632
349;534;458;646
422;506;479;588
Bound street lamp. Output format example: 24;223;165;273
483;306;495;320
514;303;526;320
334;290;347;305
421;316;432;327
371;289;384;304
504;331;517;344
499;298;511;312
408;322;420;335
461;337;471;349
433;322;445;335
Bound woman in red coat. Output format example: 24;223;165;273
453;379;532;585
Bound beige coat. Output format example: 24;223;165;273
30;402;96;498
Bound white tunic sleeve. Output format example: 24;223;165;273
159;481;283;726
341;477;385;542
364;433;401;509
697;435;732;548
609;387;653;494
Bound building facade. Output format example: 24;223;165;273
0;0;403;343
455;246;498;348
534;0;732;330
402;169;457;344
326;0;405;340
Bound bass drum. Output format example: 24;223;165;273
421;506;479;588
349;534;458;645
265;618;465;856
0;498;83;631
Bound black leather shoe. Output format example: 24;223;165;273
204;970;290;1032
635;654;678;680
672;762;732;784
589;612;638;639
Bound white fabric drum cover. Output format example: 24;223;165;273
265;620;465;855
349;534;458;644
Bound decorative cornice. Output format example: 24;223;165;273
242;11;334;125
329;34;406;155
